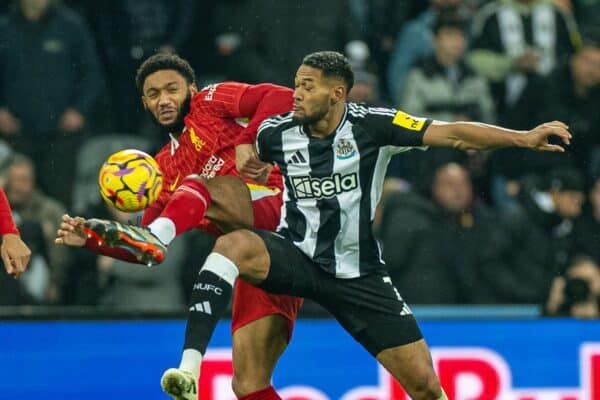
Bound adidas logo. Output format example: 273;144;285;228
190;301;212;314
287;150;307;164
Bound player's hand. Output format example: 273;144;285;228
236;144;272;183
54;214;87;247
1;233;31;279
523;121;571;152
0;108;22;136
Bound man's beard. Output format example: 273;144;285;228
292;105;328;125
149;92;192;135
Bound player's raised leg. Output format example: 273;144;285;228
83;174;254;265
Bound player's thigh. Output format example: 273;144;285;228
247;187;283;231
203;176;254;230
232;279;302;338
319;270;423;357
252;230;321;298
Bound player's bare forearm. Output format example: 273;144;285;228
236;143;272;183
423;120;571;152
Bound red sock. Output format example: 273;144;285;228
160;177;211;235
238;386;281;400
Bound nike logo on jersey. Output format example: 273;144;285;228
169;173;180;191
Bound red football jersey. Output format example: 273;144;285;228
142;82;293;225
0;188;18;235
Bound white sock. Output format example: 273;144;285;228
202;253;240;286
179;348;203;376
148;217;176;245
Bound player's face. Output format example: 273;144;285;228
141;69;197;131
293;65;342;124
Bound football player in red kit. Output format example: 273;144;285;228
56;53;300;400
0;188;31;277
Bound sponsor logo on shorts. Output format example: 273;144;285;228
291;173;358;199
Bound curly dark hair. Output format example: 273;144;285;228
135;53;196;94
302;51;354;92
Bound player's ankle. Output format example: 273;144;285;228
148;217;175;245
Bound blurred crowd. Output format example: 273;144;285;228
0;0;599;317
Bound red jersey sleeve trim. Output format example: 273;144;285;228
0;189;19;235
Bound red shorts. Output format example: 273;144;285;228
230;183;303;340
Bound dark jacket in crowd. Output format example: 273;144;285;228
573;209;600;266
0;4;103;136
379;191;502;304
502;61;600;174
231;0;364;85
483;180;576;303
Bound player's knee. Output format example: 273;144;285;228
404;371;442;400
231;374;271;398
213;231;269;280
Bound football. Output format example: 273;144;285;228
98;149;163;212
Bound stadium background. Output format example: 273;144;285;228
0;0;599;399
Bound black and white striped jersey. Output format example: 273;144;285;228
256;103;432;278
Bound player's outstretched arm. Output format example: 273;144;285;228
1;233;31;278
423;120;572;152
55;214;87;247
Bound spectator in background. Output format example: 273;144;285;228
484;168;585;303
401;12;495;124
573;176;600;266
5;154;70;303
95;207;188;311
0;0;103;208
347;70;385;105
351;0;413;100
467;0;580;122
80;0;196;136
63;202;189;308
228;0;366;86
379;163;502;304
387;0;465;105
545;255;600;319
388;13;496;201
490;34;599;209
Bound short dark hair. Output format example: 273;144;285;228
135;53;196;94
302;51;354;92
433;11;467;35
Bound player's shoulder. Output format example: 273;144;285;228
347;102;397;123
257;112;296;136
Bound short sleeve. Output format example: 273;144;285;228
365;108;432;148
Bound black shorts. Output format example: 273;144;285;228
254;230;423;356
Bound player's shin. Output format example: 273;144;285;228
150;177;211;245
181;253;240;375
